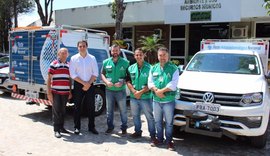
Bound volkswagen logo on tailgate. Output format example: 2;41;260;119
203;92;214;103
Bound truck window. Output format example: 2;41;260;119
187;53;260;75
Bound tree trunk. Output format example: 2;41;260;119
114;0;125;40
34;0;54;26
13;0;18;27
146;51;158;65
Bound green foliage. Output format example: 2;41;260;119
138;35;164;64
139;35;164;53
112;39;128;49
263;0;270;15
0;0;35;51
15;0;35;14
110;1;116;19
171;59;181;66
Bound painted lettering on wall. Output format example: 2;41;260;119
181;0;221;11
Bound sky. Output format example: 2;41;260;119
18;0;143;26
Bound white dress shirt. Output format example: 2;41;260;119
69;53;98;81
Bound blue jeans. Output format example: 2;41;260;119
130;98;156;137
106;89;127;131
153;100;175;144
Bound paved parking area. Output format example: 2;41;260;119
0;93;269;156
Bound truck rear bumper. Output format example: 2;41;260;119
174;99;269;137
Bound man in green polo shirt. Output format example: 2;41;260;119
101;44;129;135
126;48;156;144
148;47;179;151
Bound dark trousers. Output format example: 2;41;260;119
52;93;69;132
73;81;95;130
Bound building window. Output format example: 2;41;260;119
171;40;185;56
256;22;270;70
170;25;185;65
123;27;133;51
123;27;132;39
171;26;185;38
256;23;270;38
189;23;229;56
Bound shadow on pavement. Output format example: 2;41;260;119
173;127;270;155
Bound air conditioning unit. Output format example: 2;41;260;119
231;26;248;38
154;29;162;39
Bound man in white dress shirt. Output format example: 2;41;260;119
69;40;99;135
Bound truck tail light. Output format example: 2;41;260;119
12;84;17;92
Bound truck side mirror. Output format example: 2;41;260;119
178;65;185;75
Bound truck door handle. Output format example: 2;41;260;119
23;56;30;60
32;56;38;61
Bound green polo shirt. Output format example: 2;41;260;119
128;61;152;99
102;57;129;91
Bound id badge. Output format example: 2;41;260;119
159;76;163;82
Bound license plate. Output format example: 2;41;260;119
25;90;38;99
194;102;221;113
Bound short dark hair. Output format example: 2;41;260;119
77;40;88;47
111;44;120;49
158;47;169;53
134;47;143;53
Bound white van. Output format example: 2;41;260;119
174;39;270;148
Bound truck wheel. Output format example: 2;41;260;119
94;88;106;116
80;88;106;117
249;126;268;148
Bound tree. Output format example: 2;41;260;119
263;0;270;15
0;0;34;51
138;35;164;64
12;0;35;27
110;0;126;40
34;0;54;26
0;0;12;52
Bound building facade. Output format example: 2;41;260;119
55;0;270;66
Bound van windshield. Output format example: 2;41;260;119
186;53;260;75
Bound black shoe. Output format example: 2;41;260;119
60;128;70;134
150;137;163;147
167;141;175;151
54;131;61;138
74;128;80;134
89;128;99;135
122;129;127;135
130;132;142;138
105;128;114;134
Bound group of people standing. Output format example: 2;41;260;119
47;40;179;151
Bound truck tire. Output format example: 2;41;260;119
80;87;106;117
249;124;268;148
94;88;106;116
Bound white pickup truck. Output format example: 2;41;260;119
174;39;270;148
